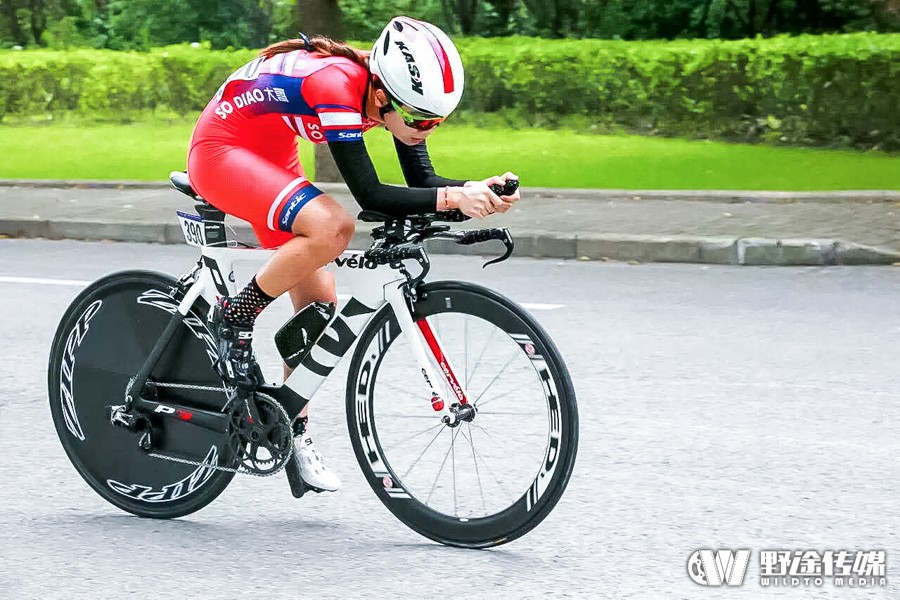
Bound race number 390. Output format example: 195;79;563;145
177;212;207;247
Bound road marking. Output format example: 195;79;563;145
0;276;92;287
336;295;562;310
519;302;565;310
0;277;565;310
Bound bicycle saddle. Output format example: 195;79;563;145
169;171;202;201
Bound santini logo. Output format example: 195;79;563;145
688;549;751;587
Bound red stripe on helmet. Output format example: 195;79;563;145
420;25;455;94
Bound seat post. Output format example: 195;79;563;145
196;203;228;247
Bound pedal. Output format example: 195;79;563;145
285;448;311;498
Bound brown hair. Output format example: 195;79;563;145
259;34;369;68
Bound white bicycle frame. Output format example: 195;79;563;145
174;242;463;421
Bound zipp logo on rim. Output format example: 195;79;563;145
107;445;219;503
59;300;103;440
137;289;218;367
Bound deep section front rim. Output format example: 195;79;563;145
346;281;578;548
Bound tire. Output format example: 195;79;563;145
48;270;237;519
346;281;578;548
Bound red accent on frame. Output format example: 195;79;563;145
176;409;193;421
417;318;468;405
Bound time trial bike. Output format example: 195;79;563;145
48;172;578;548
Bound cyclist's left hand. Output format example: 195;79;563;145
465;172;520;213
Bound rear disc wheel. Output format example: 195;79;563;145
48;270;237;519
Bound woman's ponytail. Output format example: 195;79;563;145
259;33;368;68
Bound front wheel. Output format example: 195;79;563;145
346;281;578;548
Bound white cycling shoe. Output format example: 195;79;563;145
294;433;342;492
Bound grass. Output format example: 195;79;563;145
4;119;898;190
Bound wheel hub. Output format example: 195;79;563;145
443;402;477;428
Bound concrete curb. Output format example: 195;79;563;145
2;218;898;266
1;179;898;204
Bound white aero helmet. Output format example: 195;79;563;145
369;16;464;118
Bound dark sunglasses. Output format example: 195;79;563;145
388;98;446;131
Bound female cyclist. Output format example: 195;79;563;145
186;16;520;493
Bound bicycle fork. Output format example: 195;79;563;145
383;285;475;428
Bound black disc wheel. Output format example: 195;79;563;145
48;270;237;519
346;281;578;548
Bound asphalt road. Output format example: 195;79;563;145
1;239;898;599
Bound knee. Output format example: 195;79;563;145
311;208;355;258
334;211;356;247
323;211;355;255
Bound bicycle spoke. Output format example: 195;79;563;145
474;398;502;410
464;315;470;394
472;347;522;407
476;387;538;410
394;422;446;447
463;424;515;506
468;420;510;453
451;424;458;516
378;414;442;419
466;323;497;388
402;425;447;481
461;424;487;515
426;427;460;507
378;378;424;398
474;408;536;416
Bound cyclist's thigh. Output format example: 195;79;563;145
188;141;317;249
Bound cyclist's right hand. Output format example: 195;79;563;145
447;184;505;219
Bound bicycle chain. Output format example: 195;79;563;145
145;382;292;479
151;381;228;394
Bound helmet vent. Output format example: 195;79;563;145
393;21;404;32
382;32;391;54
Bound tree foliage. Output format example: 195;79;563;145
3;34;896;149
0;0;896;48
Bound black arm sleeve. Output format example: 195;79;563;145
327;140;438;217
393;137;468;188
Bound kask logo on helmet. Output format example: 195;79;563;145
394;41;424;95
371;16;463;117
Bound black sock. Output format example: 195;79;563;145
223;276;276;327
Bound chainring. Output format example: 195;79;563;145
226;392;293;476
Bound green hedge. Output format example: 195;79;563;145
1;34;897;149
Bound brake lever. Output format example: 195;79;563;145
482;229;514;268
